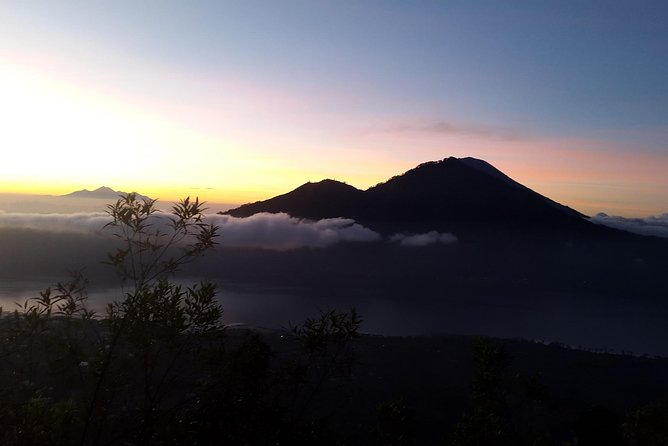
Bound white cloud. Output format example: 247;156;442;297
0;212;111;234
0;211;382;250
590;213;668;238
390;231;458;247
208;213;381;249
0;211;464;249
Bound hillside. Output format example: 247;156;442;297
225;157;615;237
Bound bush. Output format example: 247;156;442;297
0;193;362;445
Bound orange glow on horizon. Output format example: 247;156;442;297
1;57;666;218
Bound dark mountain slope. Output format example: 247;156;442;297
225;157;614;237
360;158;598;235
225;179;364;221
458;157;585;219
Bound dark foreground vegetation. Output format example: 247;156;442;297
1;194;667;445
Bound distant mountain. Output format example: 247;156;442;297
63;186;151;201
224;157;612;237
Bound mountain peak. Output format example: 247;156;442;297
63;187;150;201
225;156;595;236
296;179;359;193
224;178;363;219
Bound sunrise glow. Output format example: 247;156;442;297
0;2;666;217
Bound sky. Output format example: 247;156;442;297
0;1;667;216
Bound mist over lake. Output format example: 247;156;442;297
3;276;668;356
2;211;667;357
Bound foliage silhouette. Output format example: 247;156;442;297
448;337;554;446
3;194;668;444
0;193;363;445
622;398;668;446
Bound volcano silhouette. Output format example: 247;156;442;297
225;157;603;237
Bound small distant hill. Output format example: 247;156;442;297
224;157;607;237
63;186;151;201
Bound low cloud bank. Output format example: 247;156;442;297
0;211;460;249
390;231;458;247
0;212;381;249
0;212;111;234
207;213;381;249
590;213;668;238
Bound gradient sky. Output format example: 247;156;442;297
1;1;667;216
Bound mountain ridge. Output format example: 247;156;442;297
224;157;605;237
63;186;151;201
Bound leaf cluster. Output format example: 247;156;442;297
104;194;218;289
0;194;370;445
